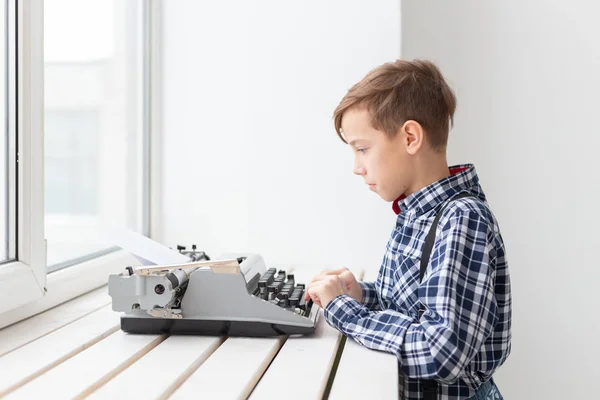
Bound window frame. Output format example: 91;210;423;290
0;0;46;315
0;0;162;327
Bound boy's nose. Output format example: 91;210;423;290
353;164;366;176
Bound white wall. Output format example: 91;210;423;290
160;1;401;272
402;1;600;398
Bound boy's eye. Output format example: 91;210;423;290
357;148;367;153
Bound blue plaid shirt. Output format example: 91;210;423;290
324;164;512;399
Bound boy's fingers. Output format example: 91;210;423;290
321;267;349;276
309;274;327;282
306;276;342;302
306;268;349;299
304;280;320;300
304;275;326;299
339;270;356;283
304;286;312;300
306;286;322;307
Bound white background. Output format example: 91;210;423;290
160;0;401;272
402;1;600;398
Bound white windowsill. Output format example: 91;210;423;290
0;261;45;314
0;266;398;399
0;249;141;330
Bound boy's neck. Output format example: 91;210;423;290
405;154;450;197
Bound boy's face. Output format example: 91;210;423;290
341;107;415;202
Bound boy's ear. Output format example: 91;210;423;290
401;120;424;155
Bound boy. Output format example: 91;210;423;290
304;59;511;399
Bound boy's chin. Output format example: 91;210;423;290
376;189;404;203
376;191;395;202
367;185;400;202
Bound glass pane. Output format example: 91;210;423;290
44;0;145;270
1;0;7;262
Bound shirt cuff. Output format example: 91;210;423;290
358;281;379;308
323;294;364;331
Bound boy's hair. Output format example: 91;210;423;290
333;59;456;150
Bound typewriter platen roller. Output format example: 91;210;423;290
108;253;319;337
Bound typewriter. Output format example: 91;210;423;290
108;247;318;337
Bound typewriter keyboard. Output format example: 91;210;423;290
252;268;311;315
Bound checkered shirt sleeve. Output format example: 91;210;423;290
324;210;498;383
358;281;381;310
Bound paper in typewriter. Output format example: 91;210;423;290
104;228;190;266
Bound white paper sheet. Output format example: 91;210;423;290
104;228;189;266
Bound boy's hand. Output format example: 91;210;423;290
305;274;345;309
304;267;363;308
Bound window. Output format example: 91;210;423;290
1;0;7;263
44;0;147;271
0;0;158;322
1;0;16;266
0;0;46;315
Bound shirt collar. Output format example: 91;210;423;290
392;164;480;218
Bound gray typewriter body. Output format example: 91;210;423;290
108;253;318;337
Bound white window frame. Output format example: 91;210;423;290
0;0;163;328
0;0;46;315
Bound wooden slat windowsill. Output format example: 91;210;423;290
0;267;398;399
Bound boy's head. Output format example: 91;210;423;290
333;59;457;202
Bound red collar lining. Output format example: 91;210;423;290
392;166;469;215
